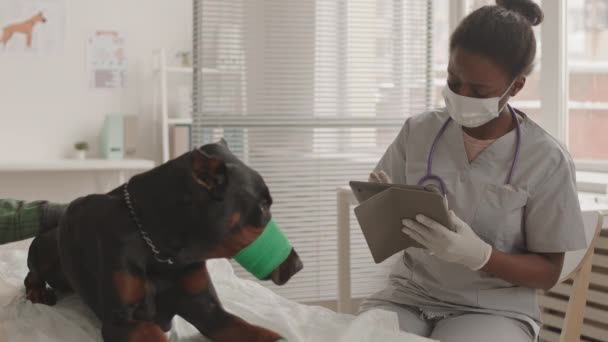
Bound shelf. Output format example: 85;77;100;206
201;68;241;75
168;117;193;125
157;49;235;163
160;66;242;75
166;66;193;73
0;159;155;172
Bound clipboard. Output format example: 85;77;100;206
349;181;431;203
349;181;451;264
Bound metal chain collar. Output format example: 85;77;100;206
123;183;175;265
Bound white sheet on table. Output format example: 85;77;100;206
0;240;436;342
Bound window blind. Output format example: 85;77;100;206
192;0;434;302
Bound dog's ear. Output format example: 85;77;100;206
217;138;229;149
191;149;227;191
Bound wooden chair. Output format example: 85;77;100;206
539;211;606;342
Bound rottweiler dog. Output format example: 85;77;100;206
24;140;303;342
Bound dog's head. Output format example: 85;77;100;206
129;139;302;285
37;12;47;23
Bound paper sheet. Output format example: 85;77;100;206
86;30;126;89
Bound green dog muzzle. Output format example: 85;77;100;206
234;219;292;280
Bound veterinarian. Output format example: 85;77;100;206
359;1;585;341
0;199;66;245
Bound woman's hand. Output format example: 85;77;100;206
402;210;492;270
402;210;565;289
368;171;392;184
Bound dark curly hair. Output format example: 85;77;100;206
450;0;544;78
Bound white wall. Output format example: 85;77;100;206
0;0;191;201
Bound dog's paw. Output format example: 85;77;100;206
256;327;285;342
26;287;57;305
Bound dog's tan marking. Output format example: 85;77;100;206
228;212;241;227
179;264;209;295
127;321;167;342
205;225;264;259
113;272;145;305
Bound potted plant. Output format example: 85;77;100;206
74;141;89;160
176;51;192;67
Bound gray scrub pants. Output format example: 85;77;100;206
359;301;534;342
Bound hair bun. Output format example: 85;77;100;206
496;0;544;26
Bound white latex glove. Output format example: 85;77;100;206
368;170;392;184
401;211;492;270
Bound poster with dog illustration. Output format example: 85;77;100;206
0;0;64;53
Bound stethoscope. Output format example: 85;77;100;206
417;104;522;196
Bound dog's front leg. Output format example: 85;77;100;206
93;248;164;342
98;269;165;342
99;272;165;342
176;263;285;342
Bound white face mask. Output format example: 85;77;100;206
442;79;516;128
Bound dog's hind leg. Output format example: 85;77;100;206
25;228;72;305
24;270;57;305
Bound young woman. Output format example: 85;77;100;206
360;1;584;341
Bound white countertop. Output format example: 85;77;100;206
0;159;155;172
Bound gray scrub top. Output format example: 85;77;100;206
368;108;587;335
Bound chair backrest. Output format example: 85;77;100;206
547;210;604;342
558;211;602;283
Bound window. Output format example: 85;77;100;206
433;0;450;107
192;0;435;302
189;0;605;307
568;0;608;160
